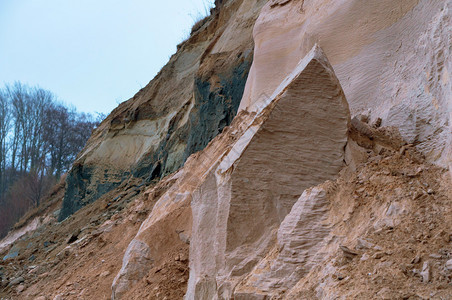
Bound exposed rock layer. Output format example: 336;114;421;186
1;0;451;299
241;0;451;170
59;0;266;220
185;45;350;299
235;185;332;297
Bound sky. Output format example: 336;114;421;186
0;0;214;115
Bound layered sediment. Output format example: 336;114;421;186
1;0;451;299
186;45;350;299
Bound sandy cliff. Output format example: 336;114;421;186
59;0;266;221
0;0;451;299
241;0;451;170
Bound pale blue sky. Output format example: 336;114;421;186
0;0;214;114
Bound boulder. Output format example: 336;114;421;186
9;276;24;286
111;239;151;299
446;259;452;271
186;45;350;299
234;185;333;297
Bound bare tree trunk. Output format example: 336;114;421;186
0;90;10;199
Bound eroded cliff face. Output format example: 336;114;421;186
186;46;350;299
241;0;451;170
59;0;266;221
1;0;451;299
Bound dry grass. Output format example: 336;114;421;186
178;0;215;45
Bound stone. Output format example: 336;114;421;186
373;252;385;260
3;249;19;261
111;239;151;299
43;241;53;248
373;118;382;128
0;276;8;288
356;238;376;250
179;253;188;262
99;270;111;278
412;256;421;264
16;284;25;293
9;276;24;286
179;232;190;245
420;261;430;283
445;259;452;271
340;245;359;259
67;229;80;244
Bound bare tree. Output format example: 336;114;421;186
0;90;11;199
0;82;102;237
5;82;29;174
29;87;53;172
43;102;71;178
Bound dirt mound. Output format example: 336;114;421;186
287;145;451;299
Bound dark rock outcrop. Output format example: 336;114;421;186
58;0;257;221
